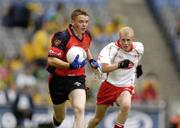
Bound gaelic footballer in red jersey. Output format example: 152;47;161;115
47;24;91;76
46;9;99;128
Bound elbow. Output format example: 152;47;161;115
101;65;109;73
47;57;54;66
101;68;106;73
101;68;109;73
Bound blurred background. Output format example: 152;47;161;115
0;0;180;128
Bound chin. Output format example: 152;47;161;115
124;48;130;52
81;28;86;32
81;31;86;34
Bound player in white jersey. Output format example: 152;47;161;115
87;26;144;128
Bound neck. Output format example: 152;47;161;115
116;40;121;47
71;26;82;39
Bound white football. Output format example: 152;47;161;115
66;46;87;63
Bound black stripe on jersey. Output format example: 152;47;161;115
85;30;92;40
52;30;70;52
46;65;56;74
48;54;61;59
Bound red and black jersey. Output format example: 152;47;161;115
46;24;92;76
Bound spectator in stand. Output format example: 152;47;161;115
4;82;17;106
2;0;31;28
31;22;51;68
176;19;180;36
105;16;123;34
45;1;66;32
21;36;35;64
105;16;124;41
141;72;159;102
26;2;44;32
0;82;8;105
132;85;142;103
12;85;34;127
9;55;24;73
170;109;180;128
16;66;36;90
91;19;105;38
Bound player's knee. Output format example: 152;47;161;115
121;103;131;113
73;105;85;115
93;117;103;125
55;113;65;122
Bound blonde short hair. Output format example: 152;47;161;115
119;26;134;38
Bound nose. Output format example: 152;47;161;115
124;40;129;45
83;22;87;27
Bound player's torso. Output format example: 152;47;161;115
65;32;91;53
109;45;139;66
106;43;140;87
48;26;91;76
58;29;91;76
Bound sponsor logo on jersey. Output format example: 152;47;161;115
74;82;81;87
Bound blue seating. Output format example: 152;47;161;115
147;0;180;71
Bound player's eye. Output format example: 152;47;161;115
121;39;131;42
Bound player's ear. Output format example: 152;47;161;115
71;19;75;25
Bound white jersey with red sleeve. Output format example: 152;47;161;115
97;41;144;87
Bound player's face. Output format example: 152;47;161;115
72;15;89;35
120;36;133;52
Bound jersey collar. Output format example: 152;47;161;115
67;24;84;42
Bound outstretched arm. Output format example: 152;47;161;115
101;59;133;73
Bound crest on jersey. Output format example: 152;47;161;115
54;39;61;46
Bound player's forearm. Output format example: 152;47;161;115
48;57;70;69
86;48;93;60
101;63;119;73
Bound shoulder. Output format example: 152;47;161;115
133;41;144;54
51;30;70;45
85;30;92;39
106;42;119;51
100;42;117;53
106;42;117;48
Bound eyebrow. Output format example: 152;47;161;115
121;38;131;41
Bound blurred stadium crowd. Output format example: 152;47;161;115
147;0;180;127
147;0;180;72
0;0;180;127
0;0;161;107
0;0;124;107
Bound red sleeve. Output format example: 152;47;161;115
48;31;70;59
48;46;64;59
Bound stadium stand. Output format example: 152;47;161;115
0;0;180;127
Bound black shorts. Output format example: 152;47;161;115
48;75;86;104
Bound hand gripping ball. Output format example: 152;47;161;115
66;46;87;63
